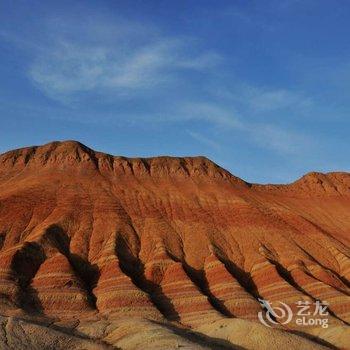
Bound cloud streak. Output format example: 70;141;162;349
187;130;221;150
172;101;312;155
2;13;315;158
25;18;222;102
245;87;313;112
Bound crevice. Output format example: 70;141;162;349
43;225;100;309
11;241;46;313
182;261;232;317
305;265;350;296
269;259;312;297
268;258;348;325
115;234;180;321
0;232;5;250
294;241;350;289
220;256;263;302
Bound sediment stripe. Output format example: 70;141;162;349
204;252;261;321
94;257;162;320
31;253;92;316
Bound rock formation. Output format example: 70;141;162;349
0;140;349;349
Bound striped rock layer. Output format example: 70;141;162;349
204;250;261;321
30;253;93;317
0;141;349;346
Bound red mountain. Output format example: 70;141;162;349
0;141;349;349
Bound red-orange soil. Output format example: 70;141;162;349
0;140;349;349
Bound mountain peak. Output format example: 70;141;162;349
0;141;246;184
1;141;349;193
292;171;350;194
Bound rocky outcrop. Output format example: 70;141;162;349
93;256;163;320
0;140;349;349
30;253;93;317
204;249;261;320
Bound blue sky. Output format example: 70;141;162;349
0;0;349;183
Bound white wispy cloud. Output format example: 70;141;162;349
23;18;221;102
248;122;312;154
211;83;313;113
244;86;313;112
187;130;221;150
1;14;314;157
177;101;312;155
179;102;243;129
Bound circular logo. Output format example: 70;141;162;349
258;298;293;327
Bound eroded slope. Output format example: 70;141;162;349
0;141;349;349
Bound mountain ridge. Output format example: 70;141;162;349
1;140;349;190
0;141;349;349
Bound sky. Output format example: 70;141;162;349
0;0;349;183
